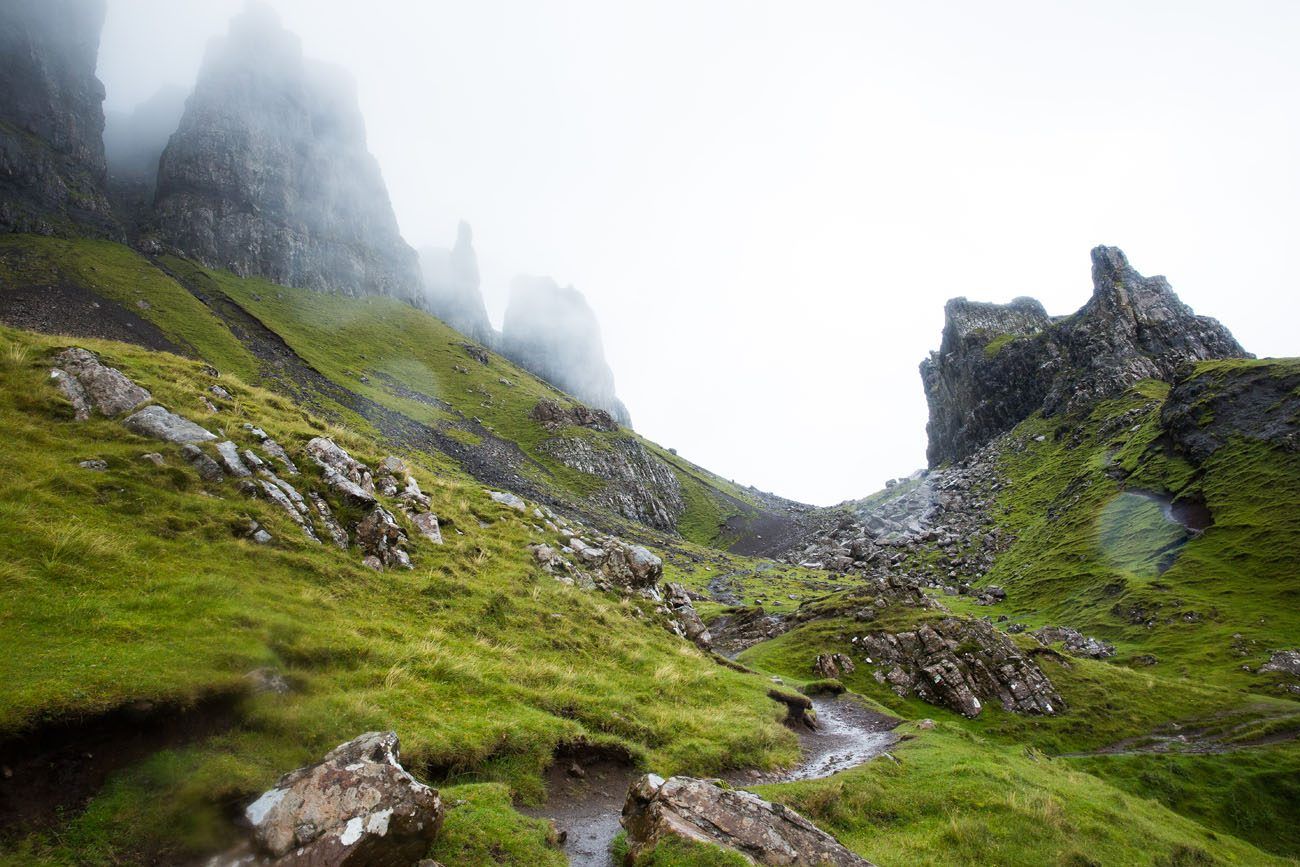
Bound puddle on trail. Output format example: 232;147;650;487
527;695;898;866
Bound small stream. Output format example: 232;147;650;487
527;695;898;866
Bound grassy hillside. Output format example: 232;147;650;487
732;366;1300;862
0;327;799;865
985;366;1300;689
2;232;1297;866
0;234;775;548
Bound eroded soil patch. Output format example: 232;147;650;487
0;692;242;836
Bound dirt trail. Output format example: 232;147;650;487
528;695;898;866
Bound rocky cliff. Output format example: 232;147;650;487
921;246;1248;466
153;3;421;300
419;221;496;347
501;275;632;425
0;0;118;237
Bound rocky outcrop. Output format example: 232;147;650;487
229;731;443;866
306;437;377;507
500;275;631;426
154;3;421;300
921;246;1249;465
533;533;664;597
530;399;619;432
813;653;855;680
0;0;119;237
419;222;496;346
1032;625;1115;659
664;582;712;649
856;618;1062;717
1161;361;1300;462
1259;651;1300;679
540;436;683;532
49;347;151;419
621;774;872;866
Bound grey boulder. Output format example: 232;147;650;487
238;731;443;866
50;347;151;420
123;405;216;444
621;774;871;866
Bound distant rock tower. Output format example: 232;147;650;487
419;221;497;347
501;276;632;426
154;2;421;300
920;246;1248;466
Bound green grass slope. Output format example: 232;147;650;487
0;327;798;865
0;233;775;546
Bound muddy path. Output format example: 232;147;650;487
526;695;898;866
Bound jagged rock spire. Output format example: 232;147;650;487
920;246;1249;466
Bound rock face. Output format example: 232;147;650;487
0;0;119;236
154;3;421;300
540;435;683;532
419;222;496;346
621;774;872;866
857;618;1063;717
239;731;443;866
500;275;632;426
921;246;1249;465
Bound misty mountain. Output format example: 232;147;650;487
0;0;118;238
418;221;496;348
501;275;632;426
153;1;421;300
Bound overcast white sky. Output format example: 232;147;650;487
99;0;1299;505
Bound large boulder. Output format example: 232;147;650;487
239;731;443;866
49;348;151;419
621;775;872;866
122;405;216;444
